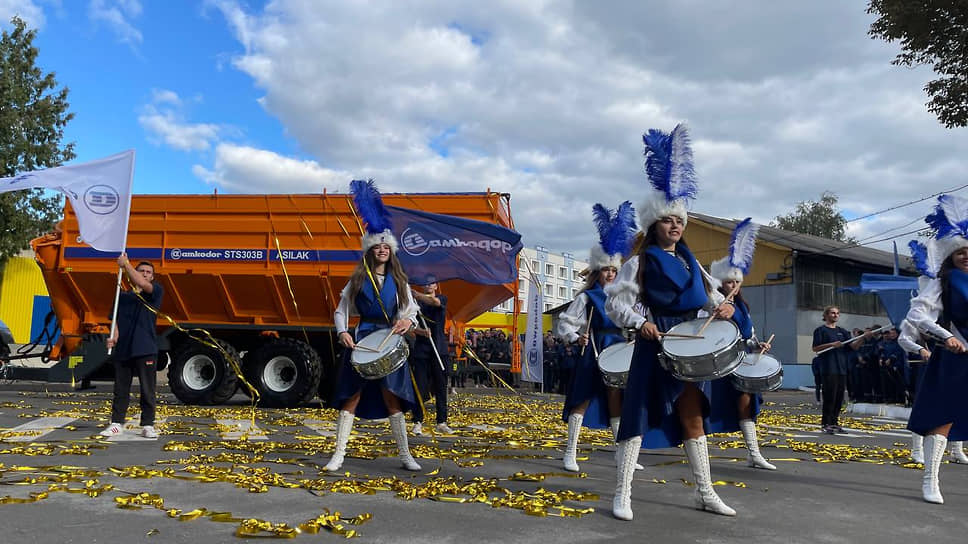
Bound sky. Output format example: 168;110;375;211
2;0;967;260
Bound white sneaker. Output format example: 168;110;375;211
412;422;424;436
141;425;159;439
99;422;123;437
435;423;454;434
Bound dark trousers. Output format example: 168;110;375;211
111;354;157;426
821;373;846;426
412;356;449;424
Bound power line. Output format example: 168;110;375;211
845;182;968;223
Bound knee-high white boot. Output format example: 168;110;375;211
923;434;946;504
949;440;968;463
563;412;582;472
684;435;736;516
323;410;355;471
612;436;641;521
739;419;776;470
611;417;644;470
389;412;421;471
911;432;924;464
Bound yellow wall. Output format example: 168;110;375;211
0;256;49;343
466;311;552;334
685;218;793;286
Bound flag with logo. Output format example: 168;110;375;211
387;205;522;285
519;279;544;384
0;150;135;252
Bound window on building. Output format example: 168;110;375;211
559;266;567;279
572;270;580;281
571;288;578;298
559;286;567;298
531;260;539;274
545;263;554;276
544;303;553;312
796;259;883;315
545;283;553;296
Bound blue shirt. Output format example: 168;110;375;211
114;283;164;360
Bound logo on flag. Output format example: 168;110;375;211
83;184;121;215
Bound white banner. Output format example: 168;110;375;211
0;150;135;252
520;281;544;384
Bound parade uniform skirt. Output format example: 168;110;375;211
562;347;610;429
333;326;417;420
617;336;713;448
908;349;968;440
707;378;761;433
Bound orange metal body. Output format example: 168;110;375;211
32;192;515;358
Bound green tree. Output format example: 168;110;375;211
0;16;74;262
867;1;968;128
772;191;856;243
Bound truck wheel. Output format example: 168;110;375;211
168;340;240;405
243;338;321;408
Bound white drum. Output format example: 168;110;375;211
731;353;783;393
659;319;745;382
350;329;409;380
598;341;634;388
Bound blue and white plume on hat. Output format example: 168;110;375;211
709;217;759;283
908;240;937;280
588;201;637;271
350;179;399;253
923;193;968;275
637;123;698;230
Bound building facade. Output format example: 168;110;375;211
490;246;589;314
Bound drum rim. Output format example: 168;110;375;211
661;319;741;359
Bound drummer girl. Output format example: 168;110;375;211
324;179;421;473
605;124;738;520
903;196;968;503
555;201;639;473
706;218;776;471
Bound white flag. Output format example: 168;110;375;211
520;281;544;384
0;150;135;252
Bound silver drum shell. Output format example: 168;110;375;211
351;335;409;380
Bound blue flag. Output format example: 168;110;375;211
387;205;523;285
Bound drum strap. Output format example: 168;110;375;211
363;261;392;325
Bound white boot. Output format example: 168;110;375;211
612;436;641;521
684;435;737;516
922;434;946;504
949;440;968;464
911;432;924;464
739;419;776;470
323;410;354;471
389;412;421;471
563;412;582;472
611;417;644;470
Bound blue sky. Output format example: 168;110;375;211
3;1;967;257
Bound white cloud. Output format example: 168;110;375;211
201;0;968;257
88;0;142;46
0;0;44;28
193;144;351;192
138;89;221;151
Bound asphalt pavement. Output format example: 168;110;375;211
0;385;966;544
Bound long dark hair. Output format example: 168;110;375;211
635;222;711;300
939;255;955;330
348;246;410;311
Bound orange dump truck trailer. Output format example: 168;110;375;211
20;192;517;407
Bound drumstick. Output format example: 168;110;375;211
697;282;741;336
749;333;775;364
353;345;380;353
658;332;705;339
376;329;396;351
580;307;594;356
814;325;894;355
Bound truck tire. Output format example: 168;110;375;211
243;338;321;408
168;340;240;405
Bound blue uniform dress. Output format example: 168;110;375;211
707;299;762;433
616;244;716;448
333;274;417;420
561;285;625;429
908;269;968;440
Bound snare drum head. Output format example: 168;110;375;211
661;319;739;357
733;354;781;378
598;342;634;372
352;329;395;364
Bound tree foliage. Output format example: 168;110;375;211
0;16;74;262
868;0;968;128
772;192;856;243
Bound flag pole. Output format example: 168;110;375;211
106;150;136;355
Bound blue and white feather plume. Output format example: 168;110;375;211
638;123;698;229
924;194;968;271
908;240;936;279
588;201;638;271
710;217;759;282
350;179;399;252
